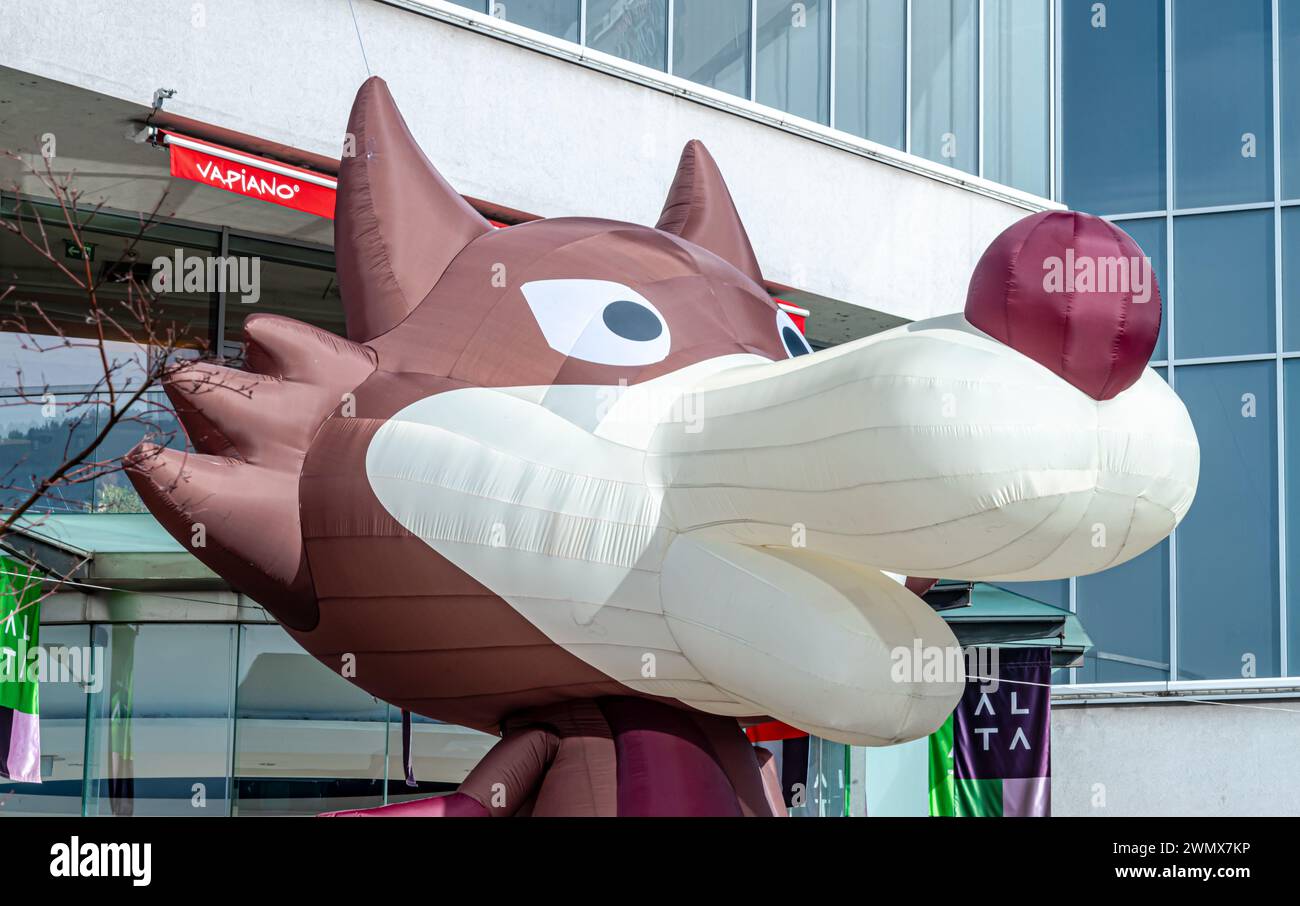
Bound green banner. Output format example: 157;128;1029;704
0;555;41;715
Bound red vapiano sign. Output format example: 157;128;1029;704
163;131;337;219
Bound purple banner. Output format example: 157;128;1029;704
953;647;1051;782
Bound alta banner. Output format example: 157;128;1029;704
164;131;337;219
929;646;1052;817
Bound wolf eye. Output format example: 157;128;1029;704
521;279;671;366
777;309;812;358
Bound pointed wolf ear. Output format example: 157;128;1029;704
336;77;491;342
656;140;764;286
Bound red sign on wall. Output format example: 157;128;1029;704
164;131;337;219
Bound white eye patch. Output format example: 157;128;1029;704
521;279;671;367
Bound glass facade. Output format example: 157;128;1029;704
587;0;669;70
910;0;979;173
755;0;831;125
1061;0;1166;214
834;0;907;149
0;194;339;513
1061;0;1298;684
451;0;1057;195
0;622;491;816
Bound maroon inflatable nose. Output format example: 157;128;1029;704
964;211;1161;401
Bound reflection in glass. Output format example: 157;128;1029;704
788;735;848;817
1176;362;1279;680
910;0;978;173
86;624;236;816
0;389;183;514
833;0;906;149
0;207;216;391
1173;0;1273;208
1061;0;1165;214
490;0;580;41
755;0;830;124
983;0;1049;197
0;625;91;815
1113;218;1168;361
1173;211;1275;359
587;0;668;71
1075;543;1170;683
673;0;752;99
385;711;497;807
233;625;388;816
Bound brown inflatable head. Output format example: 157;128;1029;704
127;77;809;732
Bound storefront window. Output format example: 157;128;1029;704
0;624;91;815
833;0;906;150
587;0;668;70
755;0;830;125
1176;361;1280;681
233;625;388;816
385;710;496;807
1173;0;1273;208
673;0;752;99
85;623;236;816
983;0;1049;197
223;236;341;345
909;0;979;174
1061;0;1165;214
1173;210;1275;359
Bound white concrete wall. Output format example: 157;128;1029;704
1052;701;1300;816
0;0;1055;324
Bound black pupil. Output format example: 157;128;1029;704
782;325;810;357
602;300;662;341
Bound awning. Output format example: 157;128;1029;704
927;581;1093;669
0;513;223;591
160;130;338;219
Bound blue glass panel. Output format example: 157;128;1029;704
587;0;669;70
1285;207;1299;352
910;0;979;174
1075;541;1170;683
1284;0;1300;198
1061;0;1166;214
834;0;906;149
1112;218;1168;361
1173;210;1275;359
673;0;752;99
1173;0;1274;208
1175;361;1280;680
755;0;830;124
1288;360;1300;669
984;0;1050;197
